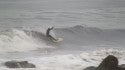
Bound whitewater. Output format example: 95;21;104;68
0;25;124;70
0;0;125;70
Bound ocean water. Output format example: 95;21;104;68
0;0;125;70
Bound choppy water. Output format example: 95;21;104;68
0;0;125;70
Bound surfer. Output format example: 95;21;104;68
46;27;56;40
46;27;63;42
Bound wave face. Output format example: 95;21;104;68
54;25;125;49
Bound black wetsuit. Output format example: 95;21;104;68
46;27;56;40
46;28;51;37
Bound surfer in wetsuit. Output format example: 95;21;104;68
46;27;56;40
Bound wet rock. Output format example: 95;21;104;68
84;66;96;70
119;64;125;70
119;64;125;68
4;61;35;68
83;55;125;70
96;55;118;70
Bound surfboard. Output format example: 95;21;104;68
46;28;63;42
52;38;63;42
47;36;63;42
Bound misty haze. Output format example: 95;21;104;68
0;0;125;70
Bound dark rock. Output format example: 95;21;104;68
118;64;125;70
119;64;125;69
4;61;36;68
84;66;96;70
83;55;121;70
96;55;118;70
118;67;125;70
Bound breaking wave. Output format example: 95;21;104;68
0;29;53;53
0;25;125;53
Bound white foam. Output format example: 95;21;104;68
0;48;124;70
10;48;125;70
0;29;53;53
80;48;125;66
20;54;85;70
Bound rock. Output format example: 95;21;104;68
96;55;118;70
84;66;96;70
118;64;125;70
119;64;125;69
83;55;122;70
4;61;36;68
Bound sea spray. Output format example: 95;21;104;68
0;29;53;53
